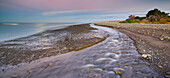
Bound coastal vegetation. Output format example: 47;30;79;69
120;8;170;24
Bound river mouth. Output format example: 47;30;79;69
0;24;161;78
0;24;107;72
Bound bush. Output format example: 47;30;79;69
146;8;169;17
127;19;139;23
121;8;170;23
119;21;129;23
120;19;139;23
141;19;149;23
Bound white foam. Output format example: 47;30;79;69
107;71;115;74
93;68;103;72
96;58;117;63
111;39;119;42
113;68;125;71
105;53;115;57
81;64;96;68
105;53;121;59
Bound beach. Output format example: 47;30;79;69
93;21;170;77
0;24;107;68
0;22;169;78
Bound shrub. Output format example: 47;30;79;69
141;19;149;23
119;21;129;23
127;19;138;23
121;8;170;23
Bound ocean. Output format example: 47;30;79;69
0;23;76;42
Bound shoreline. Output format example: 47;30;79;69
0;23;76;42
0;24;107;70
0;22;169;77
0;24;162;78
92;21;170;77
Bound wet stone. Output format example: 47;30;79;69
114;71;122;75
0;24;163;78
48;63;53;66
11;75;17;78
103;71;117;78
92;68;103;73
166;72;170;75
165;75;170;78
141;54;152;60
158;65;163;68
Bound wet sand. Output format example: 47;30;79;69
0;24;162;78
93;21;170;77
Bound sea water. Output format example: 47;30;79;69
0;23;75;42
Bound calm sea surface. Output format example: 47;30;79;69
0;23;76;42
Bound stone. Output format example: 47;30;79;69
165;75;170;78
48;63;53;66
152;76;158;78
160;37;164;41
11;75;17;78
2;69;4;71
114;71;121;75
113;68;124;75
141;54;151;60
158;65;163;68
166;72;170;75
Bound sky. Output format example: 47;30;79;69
0;0;170;23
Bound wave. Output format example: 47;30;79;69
1;23;19;26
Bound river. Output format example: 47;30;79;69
0;24;161;78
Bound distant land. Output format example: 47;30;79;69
120;8;170;24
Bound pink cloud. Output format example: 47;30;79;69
42;9;107;15
11;0;119;10
0;2;25;10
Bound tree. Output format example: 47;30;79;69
120;8;170;23
146;8;169;22
146;8;169;17
128;15;135;19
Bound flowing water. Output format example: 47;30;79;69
0;24;161;78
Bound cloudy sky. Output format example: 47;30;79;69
0;0;170;23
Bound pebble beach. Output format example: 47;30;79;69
93;21;170;77
0;22;169;78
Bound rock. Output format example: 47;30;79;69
152;76;158;78
158;65;163;68
48;63;53;66
119;51;122;54
113;68;124;75
2;69;4;71
135;59;139;62
141;54;151;60
165;75;170;78
114;71;121;75
93;68;103;73
166;72;170;75
64;38;68;41
28;71;31;74
11;75;17;78
160;37;164;41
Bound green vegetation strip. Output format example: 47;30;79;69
120;8;170;24
74;36;109;51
